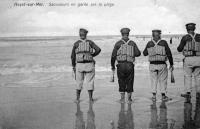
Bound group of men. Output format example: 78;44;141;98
71;23;200;103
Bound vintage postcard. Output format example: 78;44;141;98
0;0;200;129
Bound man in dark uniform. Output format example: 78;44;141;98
111;28;141;103
143;30;174;101
177;23;200;102
71;28;101;102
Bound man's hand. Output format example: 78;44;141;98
110;67;115;82
169;65;174;72
111;67;115;72
73;67;76;73
72;66;76;80
170;65;175;83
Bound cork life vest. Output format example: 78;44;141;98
116;39;135;62
147;39;167;62
183;33;200;56
75;39;93;63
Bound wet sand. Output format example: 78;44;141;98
0;69;199;129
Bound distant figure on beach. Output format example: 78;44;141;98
71;28;101;102
177;23;200;102
143;29;174;101
111;28;141;103
170;37;173;44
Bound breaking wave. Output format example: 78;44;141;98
0;61;183;75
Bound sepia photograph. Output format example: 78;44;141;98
0;0;200;129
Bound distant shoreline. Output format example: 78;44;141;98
0;34;184;41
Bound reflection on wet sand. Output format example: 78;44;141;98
183;96;200;129
75;103;85;129
149;101;158;129
149;101;171;129
75;102;96;129
183;101;195;129
86;102;95;129
117;103;134;129
159;101;168;129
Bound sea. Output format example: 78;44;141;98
0;35;184;75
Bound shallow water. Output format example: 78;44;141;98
0;36;199;129
0;70;199;129
0;36;183;75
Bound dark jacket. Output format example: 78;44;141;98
111;39;141;69
71;39;101;67
177;33;200;52
143;39;173;65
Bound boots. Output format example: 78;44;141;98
88;90;94;102
120;92;125;102
76;90;81;103
152;93;156;101
181;92;191;98
181;92;191;103
162;93;168;101
127;92;132;103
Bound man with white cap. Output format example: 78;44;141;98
143;29;174;101
111;28;141;103
177;23;200;102
71;28;101;102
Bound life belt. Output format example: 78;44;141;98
183;33;200;56
147;39;167;62
75;39;93;63
116;39;135;62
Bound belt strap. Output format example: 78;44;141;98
121;39;131;45
188;33;197;43
152;39;162;46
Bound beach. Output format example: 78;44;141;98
0;36;199;129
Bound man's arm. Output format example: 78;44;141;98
133;42;141;57
164;41;174;66
71;44;76;68
111;43;119;70
143;42;149;56
90;41;101;57
177;36;187;52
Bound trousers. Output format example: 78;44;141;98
75;62;95;90
149;64;168;94
117;62;134;93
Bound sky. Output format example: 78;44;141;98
0;0;200;36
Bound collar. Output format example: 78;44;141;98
121;39;131;44
152;39;162;45
79;39;87;42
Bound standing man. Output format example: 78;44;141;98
71;28;101;102
111;28;141;103
143;30;174;101
177;23;200;102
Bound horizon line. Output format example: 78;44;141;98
0;33;185;38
